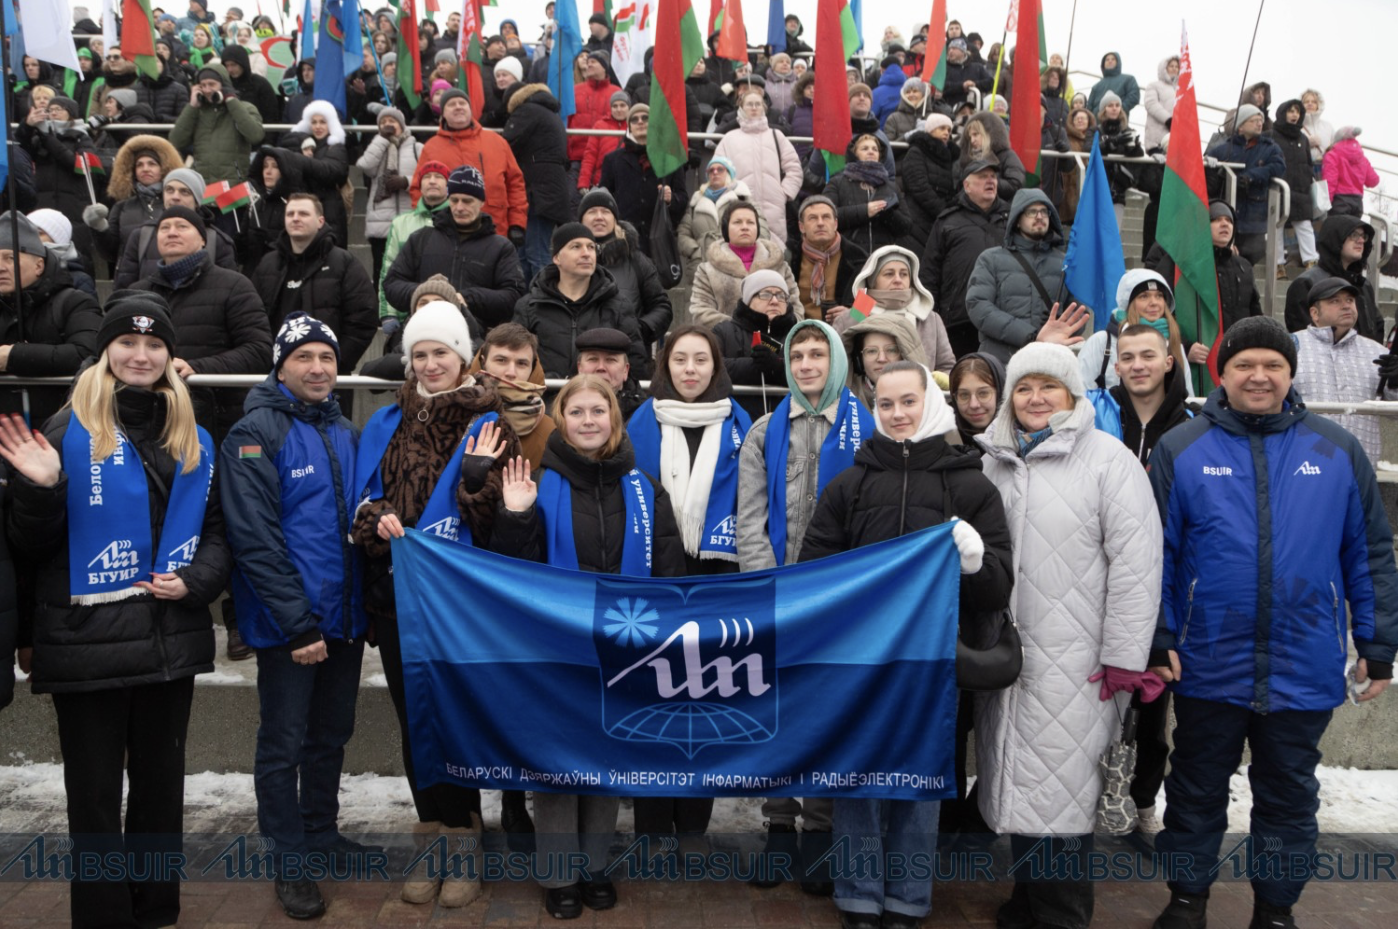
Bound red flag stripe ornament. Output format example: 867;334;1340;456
714;0;746;61
457;0;486;117
812;0;852;175
921;0;946;90
647;0;704;177
1007;0;1041;185
121;0;163;80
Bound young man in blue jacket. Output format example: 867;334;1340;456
219;313;367;921
1147;316;1397;929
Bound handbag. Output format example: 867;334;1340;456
1311;178;1332;219
649;194;683;288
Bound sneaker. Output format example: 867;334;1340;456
226;625;253;661
750;823;799;888
275;878;326;920
1136;805;1165;835
1153;888;1209;929
1250;899;1297;929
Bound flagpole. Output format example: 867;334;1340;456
1061;0;1077;101
1233;0;1266;121
79;158;98;205
989;27;1007;102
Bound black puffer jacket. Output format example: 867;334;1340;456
0;462;15;711
130;253;274;435
799;432;1013;619
96;188;162;266
17;122;106;273
713;301;798;421
1283;215;1380;339
248;227;378;372
490;430;686;577
501;83;573;226
383;209;526;328
902;131;961;247
598;137;688;256
1108;362;1193;466
222;45;282;125
1147;238;1261;348
1269;100;1314;223
513;265;649;379
0;258;102;426
113;212;238;289
918;190;1011;329
10;391;230;694
824;157;914;257
596;222;673;349
266;134;351;248
242;146;305;269
1094;117;1145;203
136;60;188;122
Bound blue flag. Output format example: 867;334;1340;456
549;0;583;120
848;0;863;52
765;0;785;49
1063;135;1127;333
314;0;363;118
391;524;961;801
299;0;316;61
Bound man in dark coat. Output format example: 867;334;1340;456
1283;214;1381;341
579;187;672;354
941;39;991;112
248;193;377;374
0;212;101;426
1205;104;1285;265
574;326;647;421
513;223;648;379
222;45;281;125
113;168;239;288
788;194;863;319
919;160;1011;358
135;55;188;123
383;165;527;330
501;83;572;281
597;104;687;258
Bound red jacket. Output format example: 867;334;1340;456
412;120;529;235
578;116;625;189
567;78;622;162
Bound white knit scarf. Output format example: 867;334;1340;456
653;398;732;557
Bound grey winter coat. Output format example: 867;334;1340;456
965;189;1071;363
356;132;423;240
974;397;1162;835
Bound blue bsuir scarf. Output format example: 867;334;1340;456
627;397;750;561
64;418;214;605
536;466;656;576
763;386;872;565
354;405;498;546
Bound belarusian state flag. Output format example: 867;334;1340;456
1007;0;1041;185
714;0;745;61
1155;22;1221;394
202;180;232;205
397;0;423;109
216;182;252;212
593;0;614;24
813;0;853;175
456;0;486;118
612;0;653;86
647;0;703;177
707;0;721;37
120;0;162;79
921;0;946;90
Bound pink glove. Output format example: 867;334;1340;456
1088;666;1166;703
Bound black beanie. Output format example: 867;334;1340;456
551;222;595;255
98;290;179;355
578;187;618;220
272;311;340;371
1215;316;1297;377
158;205;208;242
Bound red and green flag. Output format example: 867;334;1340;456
397;0;424;109
73;152;105;176
457;0;487;117
920;0;947;90
647;0;704;177
121;0;163;80
707;0;722;37
714;0;746;61
202;180;232;205
594;0;614;25
1155;22;1222;395
1007;0;1041;185
216;182;252;213
813;0;855;175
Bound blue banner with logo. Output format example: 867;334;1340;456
391;523;961;801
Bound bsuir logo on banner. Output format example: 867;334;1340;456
87;539;140;585
707;514;737;550
165;535;201;567
420;516;460;542
594;576;777;759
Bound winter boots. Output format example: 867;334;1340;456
437;814;484;908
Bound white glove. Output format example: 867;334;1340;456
952;519;984;575
82;202;109;232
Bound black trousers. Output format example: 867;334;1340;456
52;677;196;929
1005;833;1095;928
374;611;482;827
368;236;387;288
633;797;715;836
1131;692;1171;809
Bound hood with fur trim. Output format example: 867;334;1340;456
505;82;558;114
958;111;1011;166
108;134;183;200
292;99;347;146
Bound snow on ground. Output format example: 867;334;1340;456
0;764;1394;836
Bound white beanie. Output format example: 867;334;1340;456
1004;342;1086;400
494;56;523;82
27;209;72;247
402;301;474;371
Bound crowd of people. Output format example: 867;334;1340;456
0;4;1395;930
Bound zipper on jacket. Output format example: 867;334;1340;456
1330;582;1344;657
316;419;353;643
899;442;910;537
1179;578;1198;645
594;462;607;569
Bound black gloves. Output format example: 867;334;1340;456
1374;352;1398;393
508;226;526;248
750;340;784;377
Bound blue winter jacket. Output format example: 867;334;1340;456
1148;388;1398;712
872;64;907;129
220;375;366;649
1205;133;1287;235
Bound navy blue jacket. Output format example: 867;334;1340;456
220;375;366;649
1149;389;1398;712
1205;133;1286;235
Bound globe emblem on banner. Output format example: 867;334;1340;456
593;579;778;760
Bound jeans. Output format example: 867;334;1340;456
517;215;555;283
254;637;365;871
833;799;940;918
1157;694;1332;907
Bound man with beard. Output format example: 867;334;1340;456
1284;214;1382;341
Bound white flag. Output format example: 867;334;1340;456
611;0;653;87
18;0;82;72
101;0;117;59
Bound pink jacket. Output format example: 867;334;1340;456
1323;138;1379;197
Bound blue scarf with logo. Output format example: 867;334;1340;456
627;397;750;561
354;405;498;546
762;387;872;565
536;466;656;576
64;417;214;604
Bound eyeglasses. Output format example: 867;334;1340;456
105;54;124;61
862;346;902;361
1022;207;1050;219
629;115;649;124
753;289;786;303
954;388;995;405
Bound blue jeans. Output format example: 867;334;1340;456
832;798;940;918
254;637;365;869
517;215;555;282
1157;693;1332;907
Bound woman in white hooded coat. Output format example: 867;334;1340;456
355;106;422;283
1141;56;1179;152
974;342;1162;928
828;244;955;377
713;90;803;243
